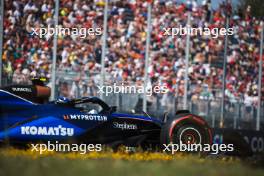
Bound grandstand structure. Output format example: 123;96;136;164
0;0;263;130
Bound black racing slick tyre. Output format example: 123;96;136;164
160;113;212;154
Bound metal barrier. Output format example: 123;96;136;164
55;75;264;131
1;74;12;86
1;73;263;131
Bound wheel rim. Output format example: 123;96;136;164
179;127;202;144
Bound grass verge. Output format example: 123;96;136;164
0;148;263;176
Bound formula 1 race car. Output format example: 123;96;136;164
0;79;212;151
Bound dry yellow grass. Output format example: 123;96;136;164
0;146;238;163
1;147;264;176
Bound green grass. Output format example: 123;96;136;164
0;153;264;176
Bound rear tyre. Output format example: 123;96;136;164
160;113;212;154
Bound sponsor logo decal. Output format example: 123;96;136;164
113;122;138;130
12;87;32;92
63;115;107;121
21;125;74;136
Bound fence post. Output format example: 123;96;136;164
189;100;193;112
183;11;191;110
257;21;263;131
233;103;237;129
172;94;176;116
99;0;108;100
0;0;4;87
212;114;215;128
50;0;59;100
175;84;179;111
220;17;230;128
206;97;210;118
237;99;241;129
143;2;152;112
116;92;120;111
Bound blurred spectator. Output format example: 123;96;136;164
2;0;263;110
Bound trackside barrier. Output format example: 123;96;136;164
55;76;264;131
213;128;264;154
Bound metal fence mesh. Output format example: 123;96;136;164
55;74;264;131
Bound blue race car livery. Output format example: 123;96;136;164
0;80;212;150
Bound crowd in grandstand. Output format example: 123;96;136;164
2;0;264;114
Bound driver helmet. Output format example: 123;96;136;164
88;109;98;114
56;97;70;104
